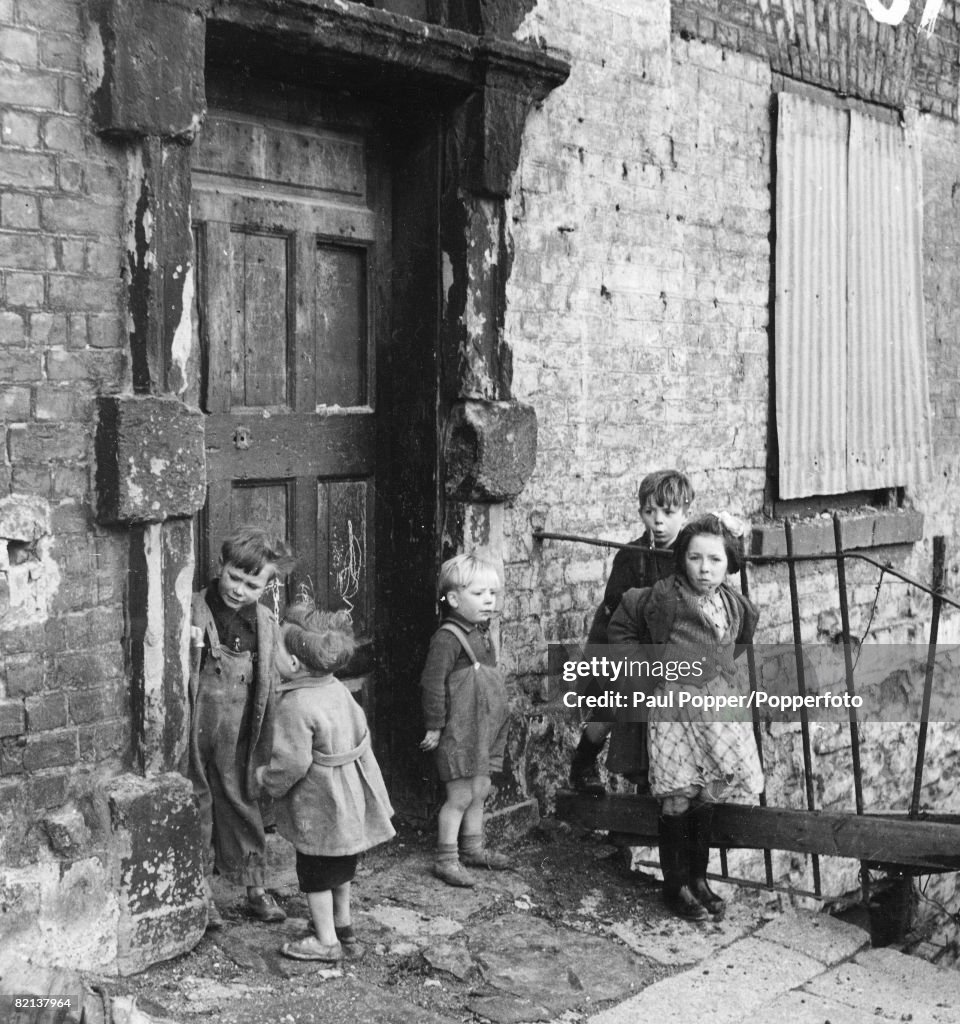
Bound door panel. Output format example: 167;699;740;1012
316;245;367;408
192;107;385;685
233;231;289;407
317;477;373;637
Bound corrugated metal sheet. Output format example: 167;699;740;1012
775;93;848;499
775;92;931;499
846;110;931;491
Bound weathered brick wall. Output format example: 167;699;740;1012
673;0;960;118
0;0;129;810
0;0;206;974
502;0;960;919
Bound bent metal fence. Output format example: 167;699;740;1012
537;513;960;938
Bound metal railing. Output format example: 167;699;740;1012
535;513;958;906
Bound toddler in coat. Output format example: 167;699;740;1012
257;600;395;962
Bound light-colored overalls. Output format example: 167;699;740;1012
187;591;279;886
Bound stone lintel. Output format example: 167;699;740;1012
207;0;569;196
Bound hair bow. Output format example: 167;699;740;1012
712;510;745;538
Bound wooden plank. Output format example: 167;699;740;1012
293;231;316;414
204;480;233;580
193;114;366;197
555;791;960;871
193;185;376;239
204;411;375;480
229;233;246;407
201;221;234;414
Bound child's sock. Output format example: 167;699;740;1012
435;842;459;866
459;833;512;870
433;842;475;887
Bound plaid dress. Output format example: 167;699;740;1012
609;577;764;803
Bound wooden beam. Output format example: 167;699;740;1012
555;791;960;872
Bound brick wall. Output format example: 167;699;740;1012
673;0;960;118
0;0;168;969
504;0;960;916
0;0;129;818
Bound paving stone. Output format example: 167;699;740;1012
855;946;960;1003
467;912;652;1018
363;904;463;940
727;988;886;1024
608;899;762;966
422;938;477;980
468;991;555;1023
588;935;825;1024
804;951;960;1023
755;910;869;965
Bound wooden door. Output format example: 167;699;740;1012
191;106;388;691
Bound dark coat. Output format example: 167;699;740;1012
604;577;758;776
586;532;676;646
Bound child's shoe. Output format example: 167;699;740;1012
205;899;224;931
247;891;286;922
459;833;512;871
201;878;223;931
460;847;512;871
432;860;476;888
281;936;343;962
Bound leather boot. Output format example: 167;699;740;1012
570;732;605;795
659;814;708;921
688;804;725;917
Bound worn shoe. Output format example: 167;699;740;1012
335;924;357;946
281;936;343;962
664;884;709;921
460;847;512;871
691;877;726;917
247;891;286;923
432;860;476;888
205;899;224;931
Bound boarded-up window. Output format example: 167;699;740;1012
774;92;931;499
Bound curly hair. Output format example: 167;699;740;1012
282;600;355;674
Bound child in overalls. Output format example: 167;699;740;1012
256;599;395;962
188;526;295;929
419;553;512;887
